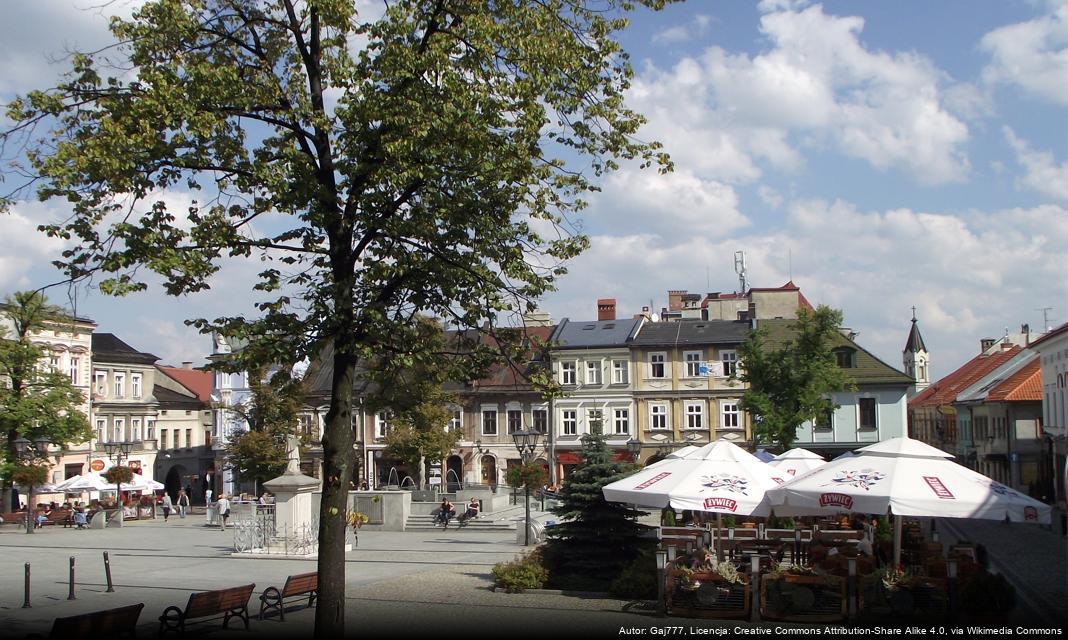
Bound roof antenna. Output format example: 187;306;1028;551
1037;307;1053;332
734;250;747;295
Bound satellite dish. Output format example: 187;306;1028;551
651;313;660;322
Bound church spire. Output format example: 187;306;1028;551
903;307;930;394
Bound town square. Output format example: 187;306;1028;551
0;0;1065;638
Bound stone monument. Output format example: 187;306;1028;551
262;435;320;549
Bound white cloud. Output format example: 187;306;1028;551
588;169;750;237
1004;127;1068;201
981;2;1068;105
652;26;691;45
628;4;971;186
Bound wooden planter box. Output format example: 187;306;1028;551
761;573;847;622
666;571;749;619
859;576;948;621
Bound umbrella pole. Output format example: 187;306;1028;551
892;513;902;568
716;513;723;562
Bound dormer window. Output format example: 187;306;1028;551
834;348;856;368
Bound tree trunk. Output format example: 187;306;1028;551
5;428;18;512
314;336;356;638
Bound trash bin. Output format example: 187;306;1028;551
516;520;545;545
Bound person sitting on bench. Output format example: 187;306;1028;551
73;508;88;529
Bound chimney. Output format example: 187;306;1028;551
980;338;996;353
597;298;617;322
668;290;686;312
182;361;194;369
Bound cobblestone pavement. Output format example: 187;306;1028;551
938;509;1068;627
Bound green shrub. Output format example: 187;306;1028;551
491;549;548;593
609;549;657;599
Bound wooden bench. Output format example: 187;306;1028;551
259;572;317;621
158;584;255;635
39;510;71;528
41;602;143;639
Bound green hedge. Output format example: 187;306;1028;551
491;549;549;593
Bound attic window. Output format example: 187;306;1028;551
834;348;856;368
603;323;616;329
583;324;596;330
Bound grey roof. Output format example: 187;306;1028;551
904;318;927;353
91;333;160;364
153;384;203;408
630;319;750;346
548;317;643;349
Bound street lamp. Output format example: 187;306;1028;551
102;441;134;524
626;438;642;462
511;429;541;546
14;436;51;534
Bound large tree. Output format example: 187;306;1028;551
736;305;856;451
2;1;670;635
0;291;93;511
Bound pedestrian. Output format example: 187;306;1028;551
176;489;189;518
161;493;173;522
217;494;231;531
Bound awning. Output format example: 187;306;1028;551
557;452;581;465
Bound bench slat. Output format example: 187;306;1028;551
184;584;255;619
50;603;144;638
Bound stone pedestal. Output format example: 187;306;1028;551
263;471;320;537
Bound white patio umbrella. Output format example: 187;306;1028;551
753;449;777;463
602;439;789;517
767;448;825;477
766;436;1052;565
61;472;162;493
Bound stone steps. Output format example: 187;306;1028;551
404;514;516;531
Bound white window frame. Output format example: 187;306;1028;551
49;354;61;372
585;360;602;385
720;401;741;430
561;409;577;436
858;397;878;431
532;407;548;434
114;372;126;399
685;401;704;430
131;373;142;399
69;356;80;385
650;403;668;430
146;419;156;441
684;351;703;378
94;370;107;396
375;412;391;439
587;408;604;434
481;408;499;436
721;350;738;377
560;361;577;385
447;408;462;433
612;360;629;384
649;352;667;379
96;419;107;443
507;408;523;434
160;429;168;450
113;417;125;442
131;418;142;441
613;408;630;435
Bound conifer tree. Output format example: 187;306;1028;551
543;424;652;589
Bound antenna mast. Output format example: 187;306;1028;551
734;251;747;295
1037;307;1054;332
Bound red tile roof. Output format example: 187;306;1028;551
910;345;1022;408
987;359;1042;403
158;366;213;403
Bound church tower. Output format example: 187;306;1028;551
903;307;930;395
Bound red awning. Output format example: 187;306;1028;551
612;451;633;462
557;452;581;465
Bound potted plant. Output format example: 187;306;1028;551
347;510;369;548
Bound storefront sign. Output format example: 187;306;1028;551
90;459;105;472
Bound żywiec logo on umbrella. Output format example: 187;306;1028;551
822;469;885;491
819;493;854;509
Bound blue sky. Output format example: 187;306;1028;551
1;0;1066;381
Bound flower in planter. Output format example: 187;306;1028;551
347;510;369;529
104;465;134;485
876;566;914;592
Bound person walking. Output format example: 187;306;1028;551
217;494;231;531
161;493;173;522
176;489;189;519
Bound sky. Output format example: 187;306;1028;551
0;0;1065;381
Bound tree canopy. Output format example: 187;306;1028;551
225;366;306;491
2;1;671;635
736;305;856;451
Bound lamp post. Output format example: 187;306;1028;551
626;437;642;463
511;429;541;546
102;441;133;525
13;436;51;534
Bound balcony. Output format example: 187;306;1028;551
93;439;158;453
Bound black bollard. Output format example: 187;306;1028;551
23;563;31;608
68;556;76;600
103;551;115;593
